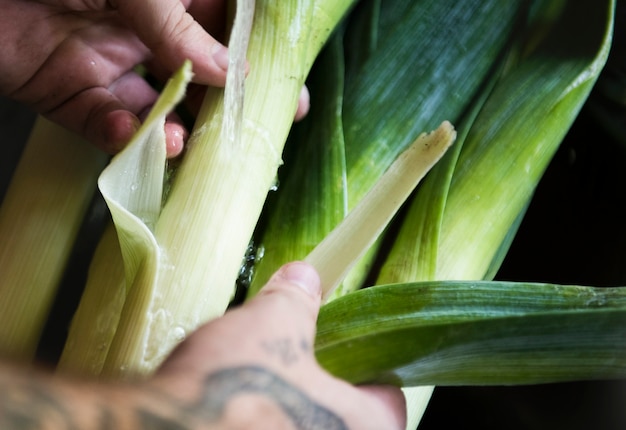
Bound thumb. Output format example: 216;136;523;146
113;0;228;86
100;0;228;86
254;261;322;310
158;262;322;375
245;261;323;341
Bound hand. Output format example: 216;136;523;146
0;0;228;157
0;262;405;429
151;261;406;429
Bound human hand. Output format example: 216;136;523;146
149;261;407;429
0;262;404;429
0;0;228;157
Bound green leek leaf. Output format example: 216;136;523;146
434;0;614;281
248;0;524;297
248;32;348;297
316;281;626;386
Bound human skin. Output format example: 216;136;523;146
0;0;310;157
0;0;230;157
0;262;406;429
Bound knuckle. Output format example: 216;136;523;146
157;5;195;50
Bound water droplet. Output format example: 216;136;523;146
171;326;186;342
269;177;279;192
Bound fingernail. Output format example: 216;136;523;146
164;123;186;158
130;115;141;133
212;45;229;71
279;262;321;298
102;110;140;154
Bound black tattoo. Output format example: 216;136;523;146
136;410;190;430
98;408;116;430
137;366;347;429
0;366;347;430
196;366;347;429
0;379;77;429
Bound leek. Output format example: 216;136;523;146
247;0;525;295
316;280;626;386
315;0;616;427
62;61;193;377
236;0;617;427
246;1;522;425
58;223;125;375
305;122;456;300
4;2;616;430
0;118;106;360
61;0;358;377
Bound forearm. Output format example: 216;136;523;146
0;263;405;429
0;361;347;430
0;363;202;430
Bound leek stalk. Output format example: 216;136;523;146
61;0;358;378
0;117;106;360
305;122;456;300
0;118;106;359
247;0;525;295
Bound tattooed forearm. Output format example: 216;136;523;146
0;364;346;430
197;366;347;429
0;374;78;430
136;410;191;430
140;365;347;430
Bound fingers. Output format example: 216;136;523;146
111;0;229;87
49;0;228;86
236;261;323;362
43;87;136;154
37;74;122;152
51;0;229;86
252;261;322;311
250;263;406;429
163;120;187;157
40;69;186;157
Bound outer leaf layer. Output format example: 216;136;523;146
316;281;626;386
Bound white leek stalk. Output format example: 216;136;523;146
62;0;357;378
0;118;106;359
